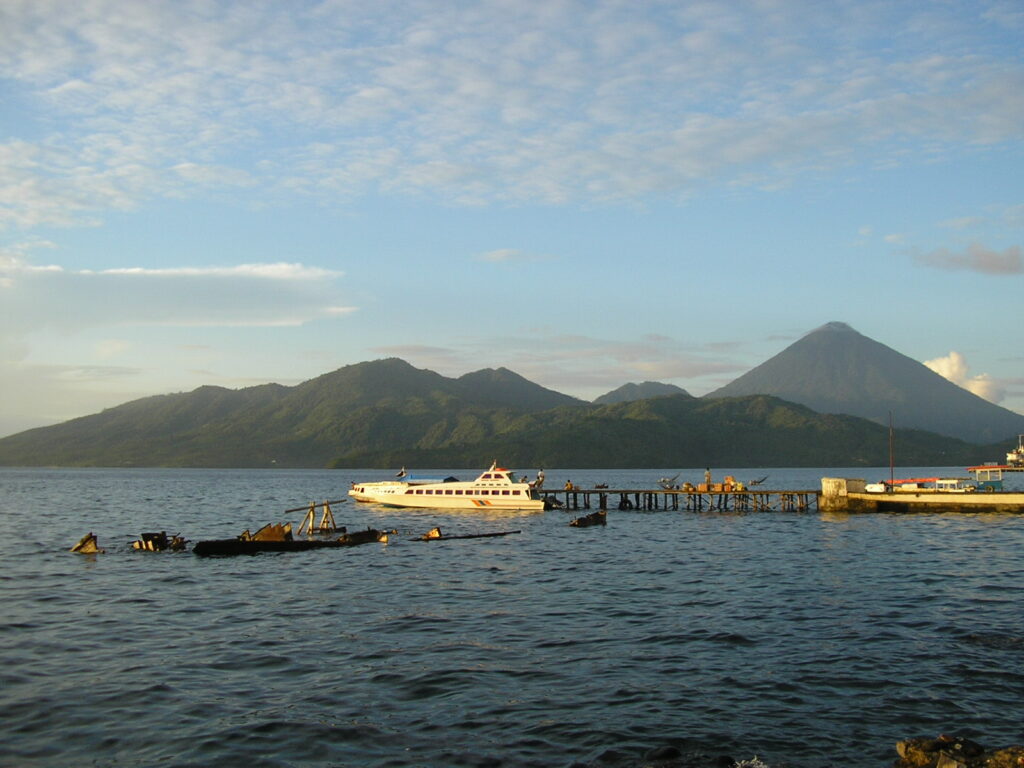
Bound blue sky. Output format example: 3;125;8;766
1;0;1022;439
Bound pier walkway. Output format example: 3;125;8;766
545;487;819;513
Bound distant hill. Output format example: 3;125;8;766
594;381;691;404
707;322;1024;444
456;367;583;410
0;359;583;467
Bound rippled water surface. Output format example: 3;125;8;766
2;466;1023;767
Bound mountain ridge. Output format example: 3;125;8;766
0;325;1018;467
0;358;585;467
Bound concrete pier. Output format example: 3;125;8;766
820;477;1024;513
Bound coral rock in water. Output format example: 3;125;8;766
895;735;1024;768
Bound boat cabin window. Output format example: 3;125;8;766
482;473;492;479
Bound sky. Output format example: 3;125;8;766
1;0;1023;439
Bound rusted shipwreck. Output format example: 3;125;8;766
192;522;389;557
569;510;607;527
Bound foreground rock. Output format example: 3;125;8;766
629;747;774;767
895;734;1024;768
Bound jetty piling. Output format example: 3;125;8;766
549;487;819;513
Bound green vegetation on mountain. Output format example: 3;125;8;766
328;394;983;469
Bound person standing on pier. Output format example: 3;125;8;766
704;468;712;489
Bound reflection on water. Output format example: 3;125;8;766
1;466;1022;768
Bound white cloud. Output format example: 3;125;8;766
477;249;521;263
1;0;1022;226
172;162;256;188
941;216;985;230
924;350;1006;403
914;243;1023;274
95;338;130;360
89;262;342;280
323;306;357;316
982;2;1024;29
1;255;351;332
475;248;551;264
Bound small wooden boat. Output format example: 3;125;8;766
416;526;521;541
569;510;607;527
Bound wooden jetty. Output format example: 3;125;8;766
544;486;819;513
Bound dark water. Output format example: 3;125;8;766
2;466;1023;768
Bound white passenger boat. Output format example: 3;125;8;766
348;463;549;511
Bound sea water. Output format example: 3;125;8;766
1;466;1022;767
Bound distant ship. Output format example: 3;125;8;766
965;435;1024;478
1007;435;1024;467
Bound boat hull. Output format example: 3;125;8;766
193;529;388;556
350;487;547;511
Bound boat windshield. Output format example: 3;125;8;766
403;475;459;483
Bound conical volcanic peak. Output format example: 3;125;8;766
708;323;1024;443
814;321;855;333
